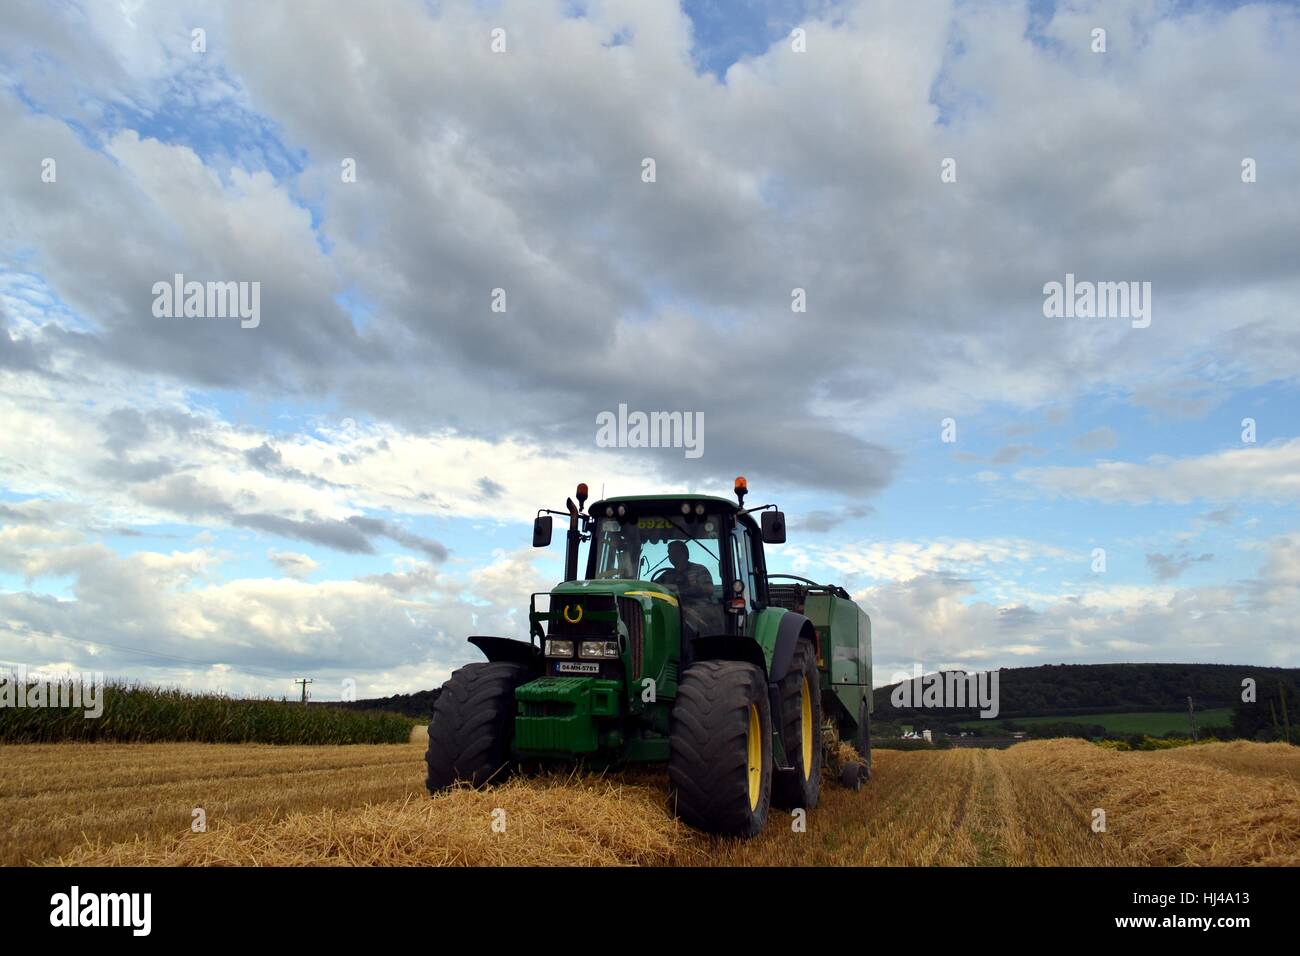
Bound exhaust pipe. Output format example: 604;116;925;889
563;483;589;582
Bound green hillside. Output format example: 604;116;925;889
874;662;1300;742
957;708;1233;736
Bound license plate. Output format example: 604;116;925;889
556;662;600;674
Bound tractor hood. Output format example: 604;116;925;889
550;578;679;607
531;577;682;698
533;579;680;644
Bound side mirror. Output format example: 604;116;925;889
532;515;553;548
760;510;786;545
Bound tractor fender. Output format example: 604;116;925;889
768;611;817;683
689;635;768;674
468;635;542;667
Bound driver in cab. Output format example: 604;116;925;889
658;540;713;601
660;546;722;650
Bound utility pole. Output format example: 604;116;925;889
294;677;313;705
1187;695;1198;742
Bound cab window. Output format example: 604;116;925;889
593;513;723;601
731;523;758;608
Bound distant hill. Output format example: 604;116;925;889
873;662;1300;724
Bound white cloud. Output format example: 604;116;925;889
1018;439;1300;504
0;534;554;697
862;535;1300;680
0;365;661;537
267;549;319;579
5;0;1299;490
792;537;1073;584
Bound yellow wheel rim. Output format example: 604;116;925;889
746;704;762;810
800;676;813;779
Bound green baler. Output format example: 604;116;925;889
425;478;873;837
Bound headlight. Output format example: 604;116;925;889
545;639;574;658
579;640;620;659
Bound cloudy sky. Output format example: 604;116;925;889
1;0;1297;699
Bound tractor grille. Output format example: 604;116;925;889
547;595;616;638
618;596;644;680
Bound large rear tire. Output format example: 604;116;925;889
425;661;529;792
668;660;772;837
771;638;823;809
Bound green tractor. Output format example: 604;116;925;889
425;477;873;836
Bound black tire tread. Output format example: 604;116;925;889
425;661;528;791
668;660;771;837
771;638;823;809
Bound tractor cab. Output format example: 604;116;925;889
533;476;785;621
589;497;739;636
531;479;788;645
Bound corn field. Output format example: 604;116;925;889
0;680;413;745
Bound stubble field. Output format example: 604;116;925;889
2;738;1296;867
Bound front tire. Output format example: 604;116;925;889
425;661;529;792
771;638;823;809
668;660;772;837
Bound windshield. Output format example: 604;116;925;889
591;512;723;602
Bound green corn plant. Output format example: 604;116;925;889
0;678;414;745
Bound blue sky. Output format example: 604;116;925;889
683;0;824;76
1;0;1297;698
